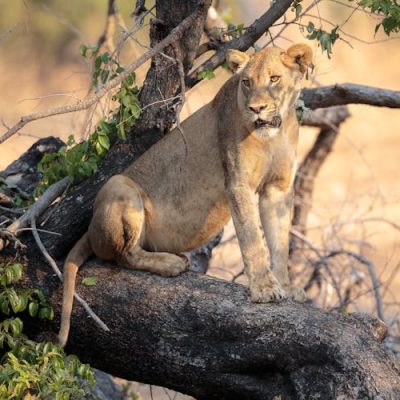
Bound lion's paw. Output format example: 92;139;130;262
162;255;189;277
284;285;307;303
250;280;287;303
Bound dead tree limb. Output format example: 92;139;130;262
24;260;400;400
0;177;69;251
293;106;351;234
301;83;400;109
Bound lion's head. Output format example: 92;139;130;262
226;43;313;137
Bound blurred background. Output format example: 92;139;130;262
0;1;399;398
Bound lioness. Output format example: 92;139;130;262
59;43;313;347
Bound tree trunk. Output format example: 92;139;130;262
24;258;400;400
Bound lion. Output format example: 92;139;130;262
58;43;313;347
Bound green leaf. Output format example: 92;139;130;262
38;306;53;320
82;277;97;287
94;56;102;71
97;135;110;150
295;3;302;18
197;69;216;80
95;142;105;156
100;52;110;64
100;69;110;84
28;302;39;317
79;44;87;58
10;318;23;336
306;21;315;33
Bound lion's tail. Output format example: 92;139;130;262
58;232;92;347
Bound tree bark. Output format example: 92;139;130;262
24;258;400;400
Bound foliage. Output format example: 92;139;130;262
305;22;339;59
81;277;97;287
291;0;303;18
0;262;95;399
197;69;216;80
36;49;141;195
357;0;400;35
112;73;141;140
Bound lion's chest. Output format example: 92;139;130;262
236;135;275;190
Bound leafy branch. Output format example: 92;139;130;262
0;262;95;399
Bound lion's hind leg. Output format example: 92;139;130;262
117;184;189;277
118;247;189;277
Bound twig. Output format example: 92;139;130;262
0;205;24;215
0;5;207;145
15;227;62;236
40;180;71;227
323;250;384;321
291;228;344;304
0;229;26;251
30;216;110;332
96;0;117;54
5;177;69;237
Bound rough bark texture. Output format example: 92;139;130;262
24;258;400;400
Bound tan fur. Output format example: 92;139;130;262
58;44;313;347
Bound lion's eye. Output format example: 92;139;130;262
242;79;251;88
270;75;280;83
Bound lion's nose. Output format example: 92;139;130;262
249;104;267;114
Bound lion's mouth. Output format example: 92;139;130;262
255;115;282;129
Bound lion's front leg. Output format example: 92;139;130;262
259;183;306;303
228;183;286;303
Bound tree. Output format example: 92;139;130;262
1;0;400;398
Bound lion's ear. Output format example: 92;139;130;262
226;49;250;73
282;43;313;75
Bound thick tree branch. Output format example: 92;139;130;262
301;83;400;109
24;260;400;400
187;0;293;86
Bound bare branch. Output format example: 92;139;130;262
293;106;350;233
0;177;70;252
4;177;69;237
96;0;117;54
302;83;400;109
322;250;384;321
0;5;208;145
30;216;110;332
